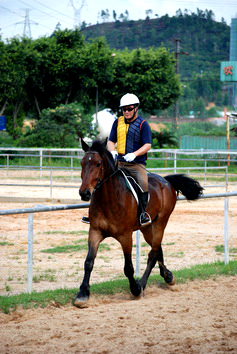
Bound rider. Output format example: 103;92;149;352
107;93;152;226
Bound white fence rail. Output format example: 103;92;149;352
1;147;237;173
0;165;229;199
1;192;237;293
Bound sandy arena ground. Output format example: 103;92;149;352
0;173;237;353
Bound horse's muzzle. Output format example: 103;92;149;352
79;189;91;201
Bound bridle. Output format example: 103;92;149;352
84;151;119;192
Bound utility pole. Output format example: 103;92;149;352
173;39;188;132
15;9;38;38
173;38;180;132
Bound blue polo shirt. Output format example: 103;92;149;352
109;115;152;165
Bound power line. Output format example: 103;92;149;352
31;0;75;21
0;5;24;18
16;0;73;26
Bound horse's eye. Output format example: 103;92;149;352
96;163;101;167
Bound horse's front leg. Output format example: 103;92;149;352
74;229;103;307
120;234;142;298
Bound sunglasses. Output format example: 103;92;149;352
122;107;135;112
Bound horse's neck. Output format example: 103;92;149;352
95;169;125;202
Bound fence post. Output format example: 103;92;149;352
204;160;207;182
50;169;53;198
136;230;141;277
224;197;229;265
27;213;34;293
225;167;229;193
174;151;177;174
6;154;9;177
71;157;73;180
39;149;43;179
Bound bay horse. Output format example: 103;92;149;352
74;139;203;306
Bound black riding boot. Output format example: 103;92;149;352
140;192;152;226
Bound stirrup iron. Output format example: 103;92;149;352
81;216;90;224
140;212;152;226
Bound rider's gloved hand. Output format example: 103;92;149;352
123;152;136;162
110;150;118;160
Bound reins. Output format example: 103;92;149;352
94;169;119;191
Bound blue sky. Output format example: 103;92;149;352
0;0;236;40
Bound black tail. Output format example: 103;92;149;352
164;174;203;201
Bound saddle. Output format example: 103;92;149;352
118;168;150;221
118;168;143;204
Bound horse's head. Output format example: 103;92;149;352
79;138;113;201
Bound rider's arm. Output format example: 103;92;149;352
107;140;116;152
133;143;151;157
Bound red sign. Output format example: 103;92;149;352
224;66;233;76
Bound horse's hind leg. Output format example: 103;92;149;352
139;223;164;290
139;220;175;290
158;245;176;285
119;234;142;298
139;248;159;290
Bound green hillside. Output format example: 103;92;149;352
82;12;230;80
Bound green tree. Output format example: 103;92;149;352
193;97;206;118
0;36;39;138
216;91;223;106
29;28;86;113
113;10;117;21
101;9;110;22
105;47;182;113
152;130;178;148
145;9;153;19
17;103;94;148
27;29;114;115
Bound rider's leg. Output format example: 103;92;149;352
139;191;152;226
118;162;152;226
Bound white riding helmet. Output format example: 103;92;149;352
120;93;140;107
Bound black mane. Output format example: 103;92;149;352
90;139;116;171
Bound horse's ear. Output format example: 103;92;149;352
81;138;89;152
103;137;108;148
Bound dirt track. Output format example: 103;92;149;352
0;179;237;353
0;277;236;353
1;194;236;296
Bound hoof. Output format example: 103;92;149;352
73;296;89;308
131;287;144;300
165;275;176;286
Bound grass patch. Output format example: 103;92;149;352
33;269;57;283
41;241;110;254
42;230;88;236
133;242;150;248
169;251;185;258
0;260;236;314
0;242;14;246
215;245;237;254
